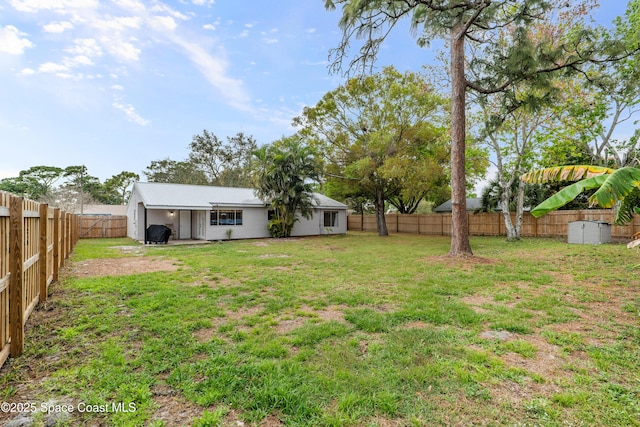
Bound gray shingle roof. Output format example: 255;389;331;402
433;197;483;213
131;182;347;210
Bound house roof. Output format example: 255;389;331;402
130;182;348;210
433;197;483;213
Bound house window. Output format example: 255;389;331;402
210;209;243;226
323;211;338;227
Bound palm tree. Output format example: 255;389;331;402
521;165;640;225
253;137;321;238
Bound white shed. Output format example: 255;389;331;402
567;220;612;244
126;182;347;242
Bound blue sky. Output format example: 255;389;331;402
0;0;630;191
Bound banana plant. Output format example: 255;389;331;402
521;165;640;225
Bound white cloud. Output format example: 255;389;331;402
260;28;279;43
191;0;214;5
171;36;252;112
102;37;141;62
203;18;220;31
42;21;74;33
306;28;317;34
149;15;177;32
112;0;145;13
20;68;36;75
66;54;94;66
111;84;124;90
92;16;141;32
149;4;189;21
65;38;102;58
238;29;249;38
113;97;149;126
0;25;34;55
38;61;69;73
9;0;98;13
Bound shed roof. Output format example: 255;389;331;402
131;182;347;210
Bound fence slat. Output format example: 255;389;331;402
348;210;636;239
0;192;79;367
9;196;24;357
79;215;127;238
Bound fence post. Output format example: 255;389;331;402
9;196;24;358
62;212;69;264
39;204;48;304
53;209;60;282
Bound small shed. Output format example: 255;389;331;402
568;220;612;244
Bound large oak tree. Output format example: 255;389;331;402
294;66;453;236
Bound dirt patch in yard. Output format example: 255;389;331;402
151;384;204;427
66;257;181;278
422;254;498;271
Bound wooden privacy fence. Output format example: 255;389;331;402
0;191;79;369
347;210;640;240
80;215;127;238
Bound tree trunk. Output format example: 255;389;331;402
374;186;389;236
502;178;525;242
449;24;473;256
515;177;525;239
501;191;518;241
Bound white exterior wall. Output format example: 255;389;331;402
206;207;347;240
126;193;146;240
291;209;347;236
206;207;271;240
126;183;347;241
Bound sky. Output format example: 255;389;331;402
0;0;631;194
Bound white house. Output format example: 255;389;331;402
126;182;348;242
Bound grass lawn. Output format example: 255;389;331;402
1;232;639;426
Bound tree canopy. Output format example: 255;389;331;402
295;66;459;235
0;165;139;210
144;130;258;187
325;0;639;255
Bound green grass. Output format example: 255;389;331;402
1;233;639;426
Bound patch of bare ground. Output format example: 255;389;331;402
226;304;264;321
365;416;405;426
111;245;147;255
151;384;204;427
460;294;493;313
275;305;346;333
422;255;498;271
190;275;235;287
501;335;566;378
488;379;560;410
65;256;181;278
403;320;429;329
193;317;228;343
269;265;293;272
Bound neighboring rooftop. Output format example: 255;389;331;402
433;198;484;213
76;204;127;215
